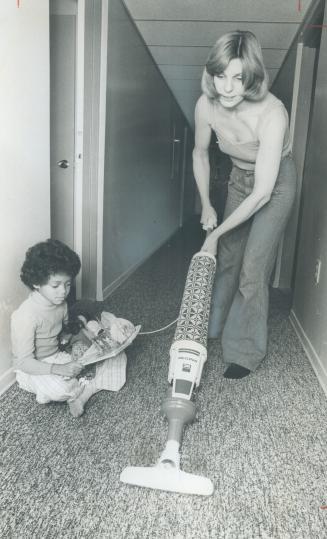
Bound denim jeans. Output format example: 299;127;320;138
208;154;297;371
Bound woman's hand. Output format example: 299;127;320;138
201;204;217;231
201;229;219;257
51;361;83;378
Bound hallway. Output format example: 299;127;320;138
1;221;327;538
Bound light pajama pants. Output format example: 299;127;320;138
15;351;127;404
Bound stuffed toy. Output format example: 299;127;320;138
59;300;140;365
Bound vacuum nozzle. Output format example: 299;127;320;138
120;464;214;496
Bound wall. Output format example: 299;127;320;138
102;0;192;294
272;1;324;289
0;1;50;394
291;5;327;394
272;46;297;116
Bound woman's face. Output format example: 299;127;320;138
213;58;245;109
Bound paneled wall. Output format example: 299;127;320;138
124;0;312;126
102;0;193;295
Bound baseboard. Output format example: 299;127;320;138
290;309;327;398
102;259;142;300
0;367;15;398
102;232;177;300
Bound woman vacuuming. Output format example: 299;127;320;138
193;30;297;379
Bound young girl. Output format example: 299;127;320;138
193;31;297;378
11;239;127;416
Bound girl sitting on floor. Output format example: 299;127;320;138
11;239;127;417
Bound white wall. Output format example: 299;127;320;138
0;1;50;394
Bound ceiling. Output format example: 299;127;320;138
123;0;314;126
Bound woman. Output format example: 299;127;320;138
193;30;296;379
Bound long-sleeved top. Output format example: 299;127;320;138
11;291;68;371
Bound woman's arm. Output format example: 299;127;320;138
202;107;287;253
193;95;218;229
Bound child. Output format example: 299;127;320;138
11;239;127;417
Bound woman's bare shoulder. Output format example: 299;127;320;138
195;94;216;127
257;92;286;114
257;96;288;140
240;92;275;115
240;93;286;128
195;94;211;113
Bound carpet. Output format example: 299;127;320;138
1;225;327;538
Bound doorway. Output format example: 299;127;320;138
50;0;77;250
49;0;86;297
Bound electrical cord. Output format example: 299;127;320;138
137;241;213;336
138;316;179;335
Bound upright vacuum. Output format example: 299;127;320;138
120;251;216;496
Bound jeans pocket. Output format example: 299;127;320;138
244;170;254;192
228;167;238;187
229;167;255;195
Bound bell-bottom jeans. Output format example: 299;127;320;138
208;154;297;371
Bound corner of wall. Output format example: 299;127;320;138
290;310;327;398
0;367;15;398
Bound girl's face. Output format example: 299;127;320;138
213;58;245;109
34;273;72;306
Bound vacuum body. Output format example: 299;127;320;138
120;252;216;496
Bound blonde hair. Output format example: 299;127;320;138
201;30;269;102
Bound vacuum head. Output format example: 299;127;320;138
120;464;214;496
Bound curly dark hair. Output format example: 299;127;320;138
20;239;81;289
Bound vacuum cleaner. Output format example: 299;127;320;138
120;251;216;496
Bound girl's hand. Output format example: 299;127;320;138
201;230;219;257
51;361;83;378
201;204;217;231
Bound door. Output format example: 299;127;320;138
50;0;77;249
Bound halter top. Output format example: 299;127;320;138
207;95;292;170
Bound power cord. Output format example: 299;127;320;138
138;316;179;335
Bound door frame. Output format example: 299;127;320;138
271;42;304;287
73;0;108;299
78;0;109;300
74;0;85;298
96;0;109;300
272;40;318;288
